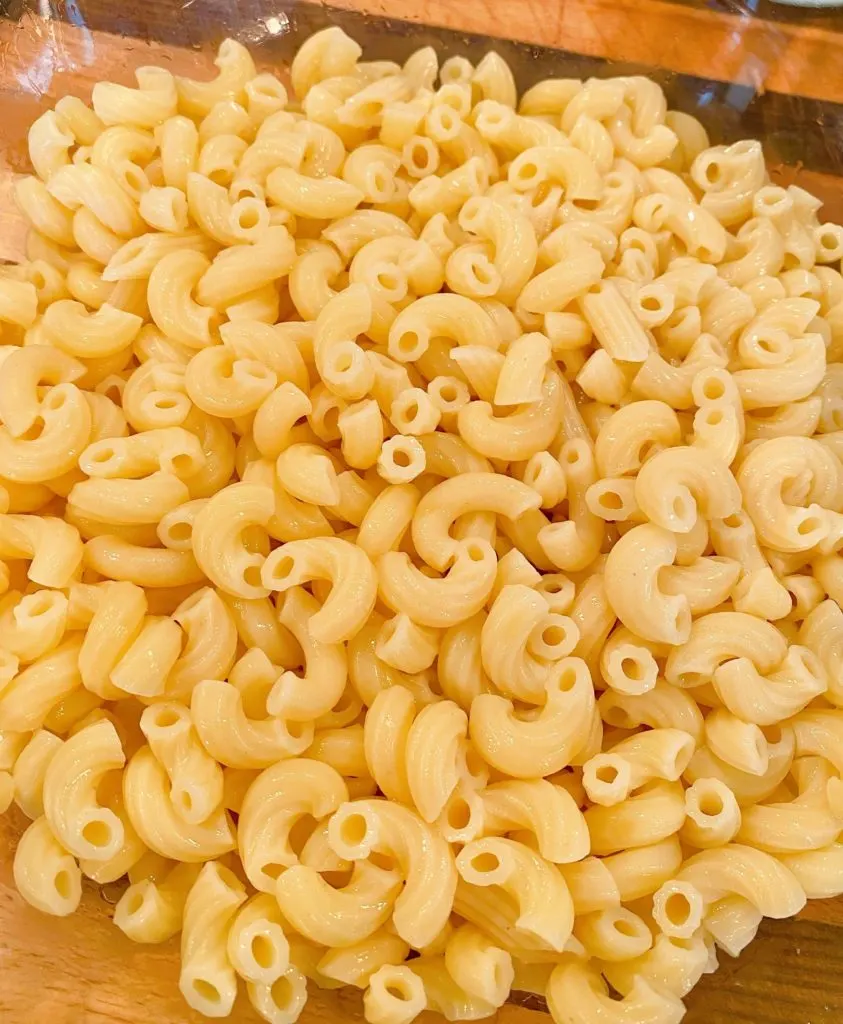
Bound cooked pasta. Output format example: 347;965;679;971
3;27;843;1024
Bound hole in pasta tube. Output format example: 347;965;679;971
153;707;182;729
513;161;540;188
166;521;193;544
704;161;722;185
82;819;113;848
447;798;472;831
43;389;67;412
463;542;487;563
664;893;693;927
243;565;264;588
385;981;412;1001
653;880;704;939
462;746;487;785
209;167;233;187
193;979;222;1004
555;664;580;693
124;890;146;916
268;556;295;581
176;789;194;816
236;205;262;231
595;764;619;785
471;851;501;874
541;625;567;648
270;975;295;1010
251;934;277;971
599;490;624;511
230;180;264;202
122;164;149;196
697;790;724;817
705;409;723;426
797;517;823;537
54;871;73;900
620;657;645;682
613;916;640;939
390;448;411;469
337;812;370;849
395;331;423;359
24;593;54;617
761;725;783;746
409;144;431;172
286;720;308;740
376;269;402;294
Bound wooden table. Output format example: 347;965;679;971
1;1;843;1022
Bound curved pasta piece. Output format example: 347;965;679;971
634;446;741;534
238;757;349;892
737;436;842;552
41;718;125;863
481;779;589;863
13;815;82;917
178;861;247;1018
665;612;787;689
123;745;235;862
712;645;827;726
191;483;274;599
276;859;402;947
404;700;467;823
191;679;314;770
457;370;564;461
584;781;687;856
389;293;501;363
547;960;686;1024
673;843;806;919
604;524;691;645
0;384;92;484
262;537;377;643
378;538;497;628
457;837;574;952
469;657;595;778
328;798;457;948
411;472;540;571
267;587;347;721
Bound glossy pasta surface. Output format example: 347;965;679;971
4;27;843;1024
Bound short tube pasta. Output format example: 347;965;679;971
3;27;843;1024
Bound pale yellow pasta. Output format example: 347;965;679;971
123;744;236;860
114;861;202;943
42;718;126;862
267;586;347;721
178;861;247;1017
456;836;573;952
12;729;63;820
13;815;83;917
5;28;843;1024
481;778;589;864
238;757;348;891
364;964;426;1024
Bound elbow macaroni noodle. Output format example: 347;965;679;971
4;28;843;1024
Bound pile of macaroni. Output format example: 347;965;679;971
2;26;843;1024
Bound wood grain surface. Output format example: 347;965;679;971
1;2;843;1023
